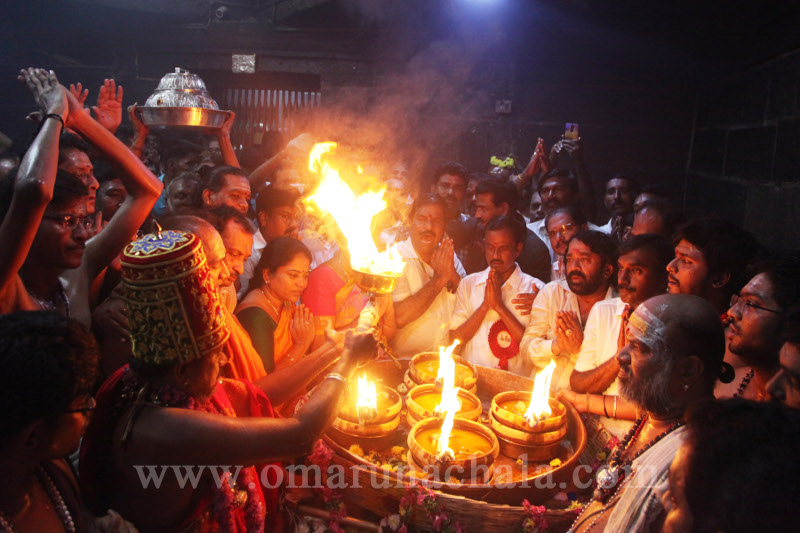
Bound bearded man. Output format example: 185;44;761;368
566;294;725;533
520;230;617;390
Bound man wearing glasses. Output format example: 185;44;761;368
724;255;800;401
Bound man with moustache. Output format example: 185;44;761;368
205;206;256;312
666;219;759;314
239;185;301;297
598;175;638;241
450;215;545;376
568;294;725;533
562;234;673;436
722;254;800;401
521;230;618;391
431;161;469;223
390;194;465;357
462;178;551;282
545;205;588;281
527;169;603;262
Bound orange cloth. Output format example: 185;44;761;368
272;304;294;364
222;306;268;382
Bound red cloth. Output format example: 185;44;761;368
80;366;280;532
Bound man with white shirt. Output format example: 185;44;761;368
528;169;605;262
390;194;465;357
520;230;618;390
565;234;673;436
450;215;545;376
238;185;300;297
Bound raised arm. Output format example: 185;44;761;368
216;111;239;168
0;69;67;304
65;90;163;280
133;331;377;465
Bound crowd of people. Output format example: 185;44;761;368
1;67;799;533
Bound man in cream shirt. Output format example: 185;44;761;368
450;215;545;376
520;230;618;391
390;194;465;357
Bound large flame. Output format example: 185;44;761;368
356;374;378;423
306;142;405;276
434;340;461;461
524;360;557;426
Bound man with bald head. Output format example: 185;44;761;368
567;294;726;532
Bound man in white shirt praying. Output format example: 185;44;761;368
564;233;673;436
520;230;618;390
390;194;465;357
450;215;545;376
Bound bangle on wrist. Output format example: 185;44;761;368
325;372;347;385
602;394;609;418
44;113;64;130
612;395;618;419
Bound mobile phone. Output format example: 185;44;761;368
565;123;579;140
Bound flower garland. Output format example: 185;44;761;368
520;500;548;532
380;483;466;533
307;440;346;533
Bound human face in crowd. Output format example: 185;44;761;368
258;204;299;241
565;239;611;296
484;228;522;277
604;178;636;217
409;203;446;260
30;197;91;270
661;444;694;533
385;179;409;217
474;193;508;228
617;303;674;415
205;173;251;214
539;177;575;214
182;348;228;400
529;191;544;222
59;148;99;213
96;178;127;221
205;232;231;288
546;211;582;257
666;240;709;296
726;273;783;362
165;154;198;183
205;138;222;162
618;248;667;308
219;221;253;288
631;206;666;236
49;394;96;457
433;173;466;215
766;342;800;408
264;252;311;303
390;161;408;182
166;177;198;213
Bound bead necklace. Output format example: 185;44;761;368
733;368;755;398
0;467;76;533
568;415;683;532
29;281;70;318
259;287;284;319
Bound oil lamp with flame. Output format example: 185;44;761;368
489;360;568;461
408;341;499;481
332;374;401;448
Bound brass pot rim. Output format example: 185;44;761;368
409;352;478;390
333;411;401;437
407;416;499;469
337;382;402;424
489;411;567;446
490;391;567;433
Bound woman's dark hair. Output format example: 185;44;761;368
484;212;527;246
0;311;99;448
252;236;312;290
683;399;800;532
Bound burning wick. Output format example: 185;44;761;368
523;360;557;427
356;374;378;424
433;340;462;462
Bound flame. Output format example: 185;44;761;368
524;360;557;426
305;142;405;276
433;340;461;461
356;374;378;423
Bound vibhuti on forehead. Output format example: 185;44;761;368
627;302;668;353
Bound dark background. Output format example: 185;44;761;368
1;0;799;249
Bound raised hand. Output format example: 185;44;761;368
69;82;89;107
18;68;68;118
93;79;123;133
483;268;503;312
342;329;379;367
511;291;537;315
555;310;583;354
219;110;235;138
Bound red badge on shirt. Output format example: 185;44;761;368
488;319;519;370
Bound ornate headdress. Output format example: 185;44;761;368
121;230;229;367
